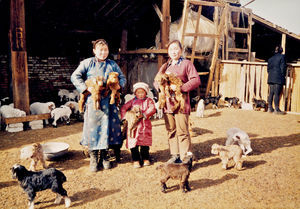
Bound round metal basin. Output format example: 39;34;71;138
43;142;70;161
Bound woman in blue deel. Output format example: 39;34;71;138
71;39;126;172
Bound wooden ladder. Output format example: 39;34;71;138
225;5;253;61
180;0;227;96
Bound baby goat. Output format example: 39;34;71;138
20;143;47;171
204;94;222;109
224;97;240;109
11;164;71;209
124;106;143;138
156;154;193;193
252;98;268;112
195;99;204;118
106;72;121;105
78;76;105;113
154;73;185;112
226;127;252;156
211;143;243;170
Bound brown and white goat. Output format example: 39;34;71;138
78;76;105;113
20;143;47;171
154;73;185;112
156;154;193;193
106;72;121;105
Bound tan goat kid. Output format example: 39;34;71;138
154;72;185;112
78;76;105;113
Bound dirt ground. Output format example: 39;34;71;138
0;108;299;209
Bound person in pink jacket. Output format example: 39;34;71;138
154;40;201;164
120;82;156;168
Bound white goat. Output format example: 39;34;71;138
240;101;253;110
30;102;56;125
0;105;26;118
196;99;205;118
226;127;252;156
72;89;80;101
0;105;26;132
51;105;72;128
58;89;70;102
67;92;76;101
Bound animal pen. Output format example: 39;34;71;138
2;0;300;128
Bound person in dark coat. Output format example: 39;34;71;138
267;46;287;114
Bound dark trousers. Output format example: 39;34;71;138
100;149;108;160
109;144;122;161
268;84;283;110
130;146;149;162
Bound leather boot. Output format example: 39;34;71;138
89;150;99;172
100;149;111;170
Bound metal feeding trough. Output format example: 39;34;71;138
43;142;70;161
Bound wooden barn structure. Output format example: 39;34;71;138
0;0;300;127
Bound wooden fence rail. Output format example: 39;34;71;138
217;60;300;113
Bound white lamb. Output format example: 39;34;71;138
72;89;80;101
0;105;26;118
240;101;253;110
30;102;56;125
196;99;205;118
58;89;70;102
51;105;72;128
226;127;252;156
0;105;26;132
67;92;76;101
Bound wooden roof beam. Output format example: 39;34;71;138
252;14;300;40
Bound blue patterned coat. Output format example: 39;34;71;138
71;57;126;150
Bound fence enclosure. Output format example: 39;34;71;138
216;60;300;113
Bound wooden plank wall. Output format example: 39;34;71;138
290;66;300;112
219;61;300;112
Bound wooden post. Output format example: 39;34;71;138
281;34;286;55
225;7;229;60
214;61;220;96
247;12;252;61
120;29;128;52
180;0;189;46
205;4;228;96
190;6;202;64
157;0;170;71
118;29;128;92
9;0;30;114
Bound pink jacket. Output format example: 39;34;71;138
154;59;201;114
120;97;156;148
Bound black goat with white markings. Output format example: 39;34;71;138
11;164;71;209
